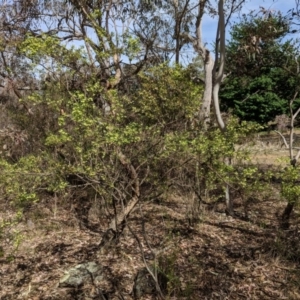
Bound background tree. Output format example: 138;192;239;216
221;10;300;125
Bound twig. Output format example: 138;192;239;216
274;131;289;149
240;90;260;103
273;265;299;271
127;222;165;299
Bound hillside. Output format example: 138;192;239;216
1;183;300;299
1;1;300;298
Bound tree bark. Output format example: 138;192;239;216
194;0;213;128
199;52;214;128
278;92;300;229
213;0;233;214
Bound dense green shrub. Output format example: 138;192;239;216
221;13;300;124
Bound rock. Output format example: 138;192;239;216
59;261;103;287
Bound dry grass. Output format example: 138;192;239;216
236;129;300;166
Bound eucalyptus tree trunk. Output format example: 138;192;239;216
278;92;300;228
212;0;226;131
192;0;233;214
212;0;233;215
193;0;214;129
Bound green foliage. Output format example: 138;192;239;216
222;73;288;124
19;34;61;59
281;165;300;205
226;12;290;76
0;48;265;215
0;154;66;208
19;33;88;77
0;64;203;211
0;210;23;258
178;116;263;202
123;34;141;62
0;58;265;248
221;12;300;124
129;64;202;126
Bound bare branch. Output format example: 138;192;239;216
274;130;289;149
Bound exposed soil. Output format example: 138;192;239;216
1;187;300;299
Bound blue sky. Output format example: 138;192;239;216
178;0;295;63
202;0;295;45
57;1;297;66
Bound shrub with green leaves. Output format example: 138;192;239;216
0;154;66;208
128;63;202;126
0;58;264;232
281;165;300;205
0;64;203;208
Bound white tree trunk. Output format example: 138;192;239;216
194;0;233;214
200;54;214;128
